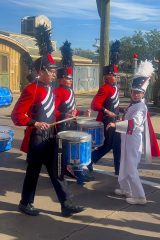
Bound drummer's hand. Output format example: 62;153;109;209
106;122;116;130
34;121;50;130
65;109;77;118
103;108;116;118
84;109;91;117
107;111;116;118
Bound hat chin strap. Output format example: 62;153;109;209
44;68;50;76
131;87;145;93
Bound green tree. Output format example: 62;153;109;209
145;29;160;60
118;29;160;104
120;29;160;63
153;49;160;105
120;31;147;63
73;48;96;60
131;31;147;60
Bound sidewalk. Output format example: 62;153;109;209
0;92;160;240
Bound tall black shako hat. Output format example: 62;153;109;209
131;60;154;93
103;64;118;76
34;54;57;72
58;40;73;79
34;24;57;72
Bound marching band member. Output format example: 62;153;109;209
87;64;121;175
11;25;84;217
107;60;155;205
55;67;93;185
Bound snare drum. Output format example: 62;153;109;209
0;133;11;152
0;87;13;108
0;126;14;152
57;131;91;166
77;120;104;148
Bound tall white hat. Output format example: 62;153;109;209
131;60;154;92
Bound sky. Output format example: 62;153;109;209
0;0;160;50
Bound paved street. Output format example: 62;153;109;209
0;93;160;240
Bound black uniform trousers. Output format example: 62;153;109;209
21;128;67;206
91;127;121;175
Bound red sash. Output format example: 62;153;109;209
147;112;160;157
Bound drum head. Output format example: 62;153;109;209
0;125;14;136
57;130;91;142
0;133;10;140
77;120;103;127
0;125;13;132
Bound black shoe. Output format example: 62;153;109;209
61;201;85;217
18;201;39;216
75;171;95;185
87;163;93;172
83;173;95;182
65;167;76;179
115;170;119;176
77;172;95;183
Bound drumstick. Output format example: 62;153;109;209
49;116;78;127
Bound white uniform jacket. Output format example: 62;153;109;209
116;101;147;182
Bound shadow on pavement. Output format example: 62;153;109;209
0;201;159;240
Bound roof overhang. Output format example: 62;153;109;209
0;34;29;53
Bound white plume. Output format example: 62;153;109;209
134;60;154;78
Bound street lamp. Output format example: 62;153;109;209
132;53;138;74
93;38;100;49
93;38;100;63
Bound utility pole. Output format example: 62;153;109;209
96;0;110;85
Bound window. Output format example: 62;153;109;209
0;55;8;74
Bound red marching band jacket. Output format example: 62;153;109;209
11;82;56;153
55;85;81;120
91;82;119;122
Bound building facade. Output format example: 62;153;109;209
0;15;99;93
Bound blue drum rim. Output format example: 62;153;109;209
77;120;104;127
0;125;14;129
0;125;14;134
0;138;10;141
57;130;91;142
79;126;103;130
0;133;10;140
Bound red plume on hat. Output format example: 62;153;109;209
103;64;118;76
113;64;118;73
47;53;56;65
65;66;72;79
67;66;72;75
